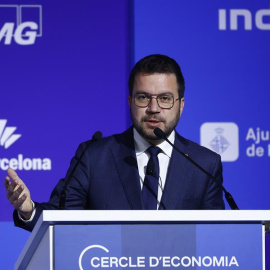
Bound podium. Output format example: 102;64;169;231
15;210;270;270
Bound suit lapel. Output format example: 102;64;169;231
159;133;194;210
111;128;144;210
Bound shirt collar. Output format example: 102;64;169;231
133;127;175;158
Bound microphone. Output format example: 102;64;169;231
154;128;239;210
58;131;102;209
146;159;156;176
144;158;167;209
88;131;102;142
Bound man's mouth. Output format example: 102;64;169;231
145;119;162;126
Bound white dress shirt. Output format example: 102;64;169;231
133;128;175;209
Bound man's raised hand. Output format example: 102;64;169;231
4;168;33;220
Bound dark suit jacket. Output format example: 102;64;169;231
14;127;224;231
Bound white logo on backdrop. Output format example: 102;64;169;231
0;119;21;149
209;128;230;154
219;8;270;30
0;119;52;171
0;5;42;45
200;122;239;162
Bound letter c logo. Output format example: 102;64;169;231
78;245;109;270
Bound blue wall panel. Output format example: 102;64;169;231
0;0;130;268
133;0;270;210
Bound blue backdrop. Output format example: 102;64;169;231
0;0;269;268
0;0;130;268
133;0;270;210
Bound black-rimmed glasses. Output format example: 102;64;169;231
133;93;180;109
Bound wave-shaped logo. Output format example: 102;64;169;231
79;245;109;270
0;119;22;149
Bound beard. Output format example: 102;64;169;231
131;112;181;142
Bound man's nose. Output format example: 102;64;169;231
147;97;161;112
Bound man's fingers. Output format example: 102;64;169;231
4;176;11;188
7;179;18;190
13;193;28;209
4;168;32;213
7;168;20;182
7;184;24;202
5;169;22;195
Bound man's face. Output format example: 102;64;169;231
129;73;185;145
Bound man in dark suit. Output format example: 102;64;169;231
5;54;224;232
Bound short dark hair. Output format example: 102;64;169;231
128;54;185;98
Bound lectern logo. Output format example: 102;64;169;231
78;244;239;269
79;245;109;270
200;122;239;162
0;119;21;149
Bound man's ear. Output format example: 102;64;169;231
180;97;185;116
128;95;131;107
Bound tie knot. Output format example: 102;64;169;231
147;146;161;157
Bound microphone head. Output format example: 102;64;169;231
92;131;102;141
146;159;156;176
154;128;166;139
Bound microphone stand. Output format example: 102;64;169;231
154;128;239;210
58;131;102;210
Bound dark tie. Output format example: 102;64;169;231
142;146;162;210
